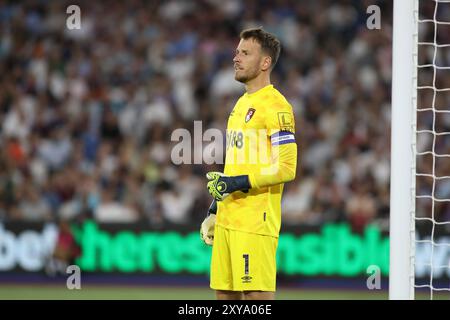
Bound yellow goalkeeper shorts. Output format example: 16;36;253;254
210;224;278;292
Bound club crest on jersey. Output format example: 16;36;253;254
245;108;256;123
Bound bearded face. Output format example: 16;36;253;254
233;38;266;84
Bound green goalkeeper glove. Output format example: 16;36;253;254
200;200;217;246
206;172;251;201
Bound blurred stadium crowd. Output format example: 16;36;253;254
0;0;448;231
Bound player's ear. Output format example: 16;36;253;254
261;56;272;71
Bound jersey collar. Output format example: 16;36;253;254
245;84;273;98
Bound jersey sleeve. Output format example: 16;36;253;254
265;102;296;138
248;142;297;189
248;102;297;189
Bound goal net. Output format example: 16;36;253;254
414;0;450;300
390;0;450;300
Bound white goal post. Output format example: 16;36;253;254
389;0;418;300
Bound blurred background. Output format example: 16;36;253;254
0;0;449;299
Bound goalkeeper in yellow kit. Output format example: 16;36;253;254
200;27;297;300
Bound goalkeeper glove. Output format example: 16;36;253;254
206;171;251;201
200;200;217;246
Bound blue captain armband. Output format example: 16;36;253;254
270;131;296;146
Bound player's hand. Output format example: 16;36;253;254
206;172;230;201
200;200;217;246
206;172;251;201
200;214;216;246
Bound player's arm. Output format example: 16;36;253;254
206;172;250;201
248;136;297;189
206;140;296;200
247;103;297;188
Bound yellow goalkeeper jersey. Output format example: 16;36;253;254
216;84;297;238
